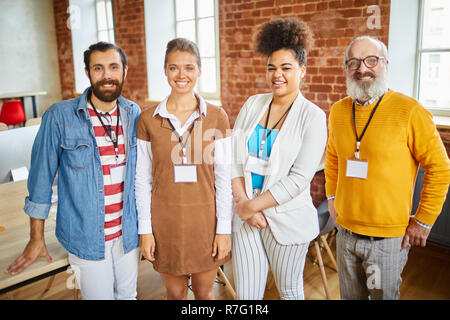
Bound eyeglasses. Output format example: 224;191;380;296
345;56;385;70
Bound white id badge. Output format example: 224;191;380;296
245;154;269;176
110;162;126;184
346;159;368;179
174;165;197;183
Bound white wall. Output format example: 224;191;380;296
144;0;175;101
388;0;419;97
0;0;62;117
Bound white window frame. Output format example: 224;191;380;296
70;0;100;94
70;0;116;94
414;0;450;116
173;0;221;101
95;0;115;44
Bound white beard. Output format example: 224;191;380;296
346;68;388;102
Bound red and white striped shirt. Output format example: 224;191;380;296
88;104;125;242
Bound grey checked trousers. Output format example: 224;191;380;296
336;225;410;300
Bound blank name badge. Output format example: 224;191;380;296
245;154;269;176
174;165;197;183
346;159;368;179
110;162;126;184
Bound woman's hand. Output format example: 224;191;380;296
233;198;258;221
212;234;231;261
245;212;268;229
140;233;156;261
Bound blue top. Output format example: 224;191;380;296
24;88;141;260
247;123;279;190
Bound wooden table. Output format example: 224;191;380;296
0;91;47;118
0;180;69;295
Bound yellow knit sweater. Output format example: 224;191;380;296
325;90;450;237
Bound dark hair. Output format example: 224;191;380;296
83;41;128;71
255;18;313;66
164;38;201;69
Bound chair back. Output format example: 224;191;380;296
317;200;335;235
0;100;26;126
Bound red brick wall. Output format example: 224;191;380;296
53;0;149;108
54;0;75;100
218;0;391;206
438;127;450;156
218;0;391;122
111;0;149;108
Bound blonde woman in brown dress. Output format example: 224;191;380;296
135;38;232;300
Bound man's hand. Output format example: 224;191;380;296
6;239;53;275
402;217;431;249
140;233;156;261
328;198;338;221
245;212;268;229
212;234;231;261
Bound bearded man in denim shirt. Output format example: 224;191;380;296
6;42;141;300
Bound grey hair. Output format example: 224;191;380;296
344;36;389;66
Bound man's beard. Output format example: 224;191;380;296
346;68;388;102
90;75;125;102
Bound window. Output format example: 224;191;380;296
70;0;116;94
416;0;450;115
144;0;220;102
174;0;220;100
95;0;115;43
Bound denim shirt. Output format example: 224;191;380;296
24;88;141;260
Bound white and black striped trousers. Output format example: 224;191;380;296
232;223;309;300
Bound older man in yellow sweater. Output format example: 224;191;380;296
325;36;450;300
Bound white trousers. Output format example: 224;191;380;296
232;223;309;300
68;236;140;300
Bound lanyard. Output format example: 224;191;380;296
90;99;120;159
167;119;196;164
258;100;293;158
352;94;384;159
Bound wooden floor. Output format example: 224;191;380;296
1;235;449;300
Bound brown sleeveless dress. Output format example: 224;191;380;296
137;103;231;275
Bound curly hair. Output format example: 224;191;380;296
255;18;313;66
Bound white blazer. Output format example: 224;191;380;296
231;92;327;245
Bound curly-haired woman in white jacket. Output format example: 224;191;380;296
231;18;327;300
